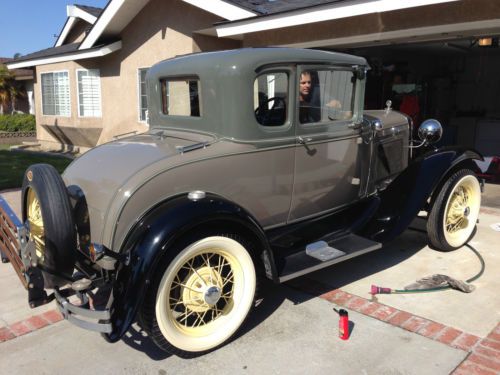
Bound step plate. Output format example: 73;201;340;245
278;234;382;283
306;241;346;262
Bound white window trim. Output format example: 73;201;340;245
76;69;102;118
40;70;71;118
137;67;150;123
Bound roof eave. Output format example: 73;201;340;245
6;41;122;70
55;5;99;48
215;0;461;38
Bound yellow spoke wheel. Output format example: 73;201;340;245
21;164;77;287
26;188;46;261
150;235;256;356
427;169;481;251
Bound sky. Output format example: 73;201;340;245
0;0;109;58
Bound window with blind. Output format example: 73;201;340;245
138;68;149;122
41;71;70;116
77;69;101;117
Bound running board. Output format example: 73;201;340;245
277;234;382;283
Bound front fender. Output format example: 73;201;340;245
103;193;271;343
362;146;482;242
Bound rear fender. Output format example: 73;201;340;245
103;193;272;343
362;147;482;242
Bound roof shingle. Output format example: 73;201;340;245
227;0;348;15
74;4;104;18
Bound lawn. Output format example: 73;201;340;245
0;148;72;190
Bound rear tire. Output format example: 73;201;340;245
140;234;257;357
427;169;481;251
22;164;76;288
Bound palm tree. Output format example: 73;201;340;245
9;83;24;113
0;64;11;114
0;64;24;114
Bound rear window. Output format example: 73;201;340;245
161;77;201;117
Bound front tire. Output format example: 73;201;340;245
141;235;256;357
427;169;481;251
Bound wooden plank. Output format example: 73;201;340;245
0;203;28;289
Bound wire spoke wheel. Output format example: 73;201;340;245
168;252;235;329
26;188;45;261
427;169;481;251
443;175;481;247
21;164;77;287
152;236;256;355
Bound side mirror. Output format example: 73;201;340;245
418;119;443;144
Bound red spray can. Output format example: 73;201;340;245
334;308;350;340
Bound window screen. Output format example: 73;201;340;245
41;71;70;116
77;69;101;117
138;68;149;122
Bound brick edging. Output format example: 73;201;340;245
288;278;500;374
0;309;62;343
480;207;500;217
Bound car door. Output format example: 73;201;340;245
288;65;371;222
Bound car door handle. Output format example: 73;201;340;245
297;136;313;144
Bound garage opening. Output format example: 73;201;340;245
341;38;500;164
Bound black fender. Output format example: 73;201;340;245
361;146;482;242
103;193;273;343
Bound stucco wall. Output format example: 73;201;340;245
34;0;233;151
35;59;105;151
242;0;500;47
96;0;226;144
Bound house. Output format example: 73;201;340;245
0;58;34;115
6;0;500;155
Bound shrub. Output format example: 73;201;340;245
0;113;36;132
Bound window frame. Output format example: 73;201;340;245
137;67;150;123
159;76;202;118
40;70;71;117
76;68;102;118
253;67;293;132
296;65;358;129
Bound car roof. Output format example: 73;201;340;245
149;48;368;77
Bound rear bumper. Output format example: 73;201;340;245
0;194;113;333
54;289;112;333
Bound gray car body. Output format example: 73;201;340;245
62;48;409;253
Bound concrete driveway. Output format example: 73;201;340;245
1;188;499;374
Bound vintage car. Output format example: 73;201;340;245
0;48;482;357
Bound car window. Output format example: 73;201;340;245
161;77;201;117
254;72;288;126
299;69;355;124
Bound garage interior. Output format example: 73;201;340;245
339;36;500;158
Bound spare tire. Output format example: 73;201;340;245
22;164;76;288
